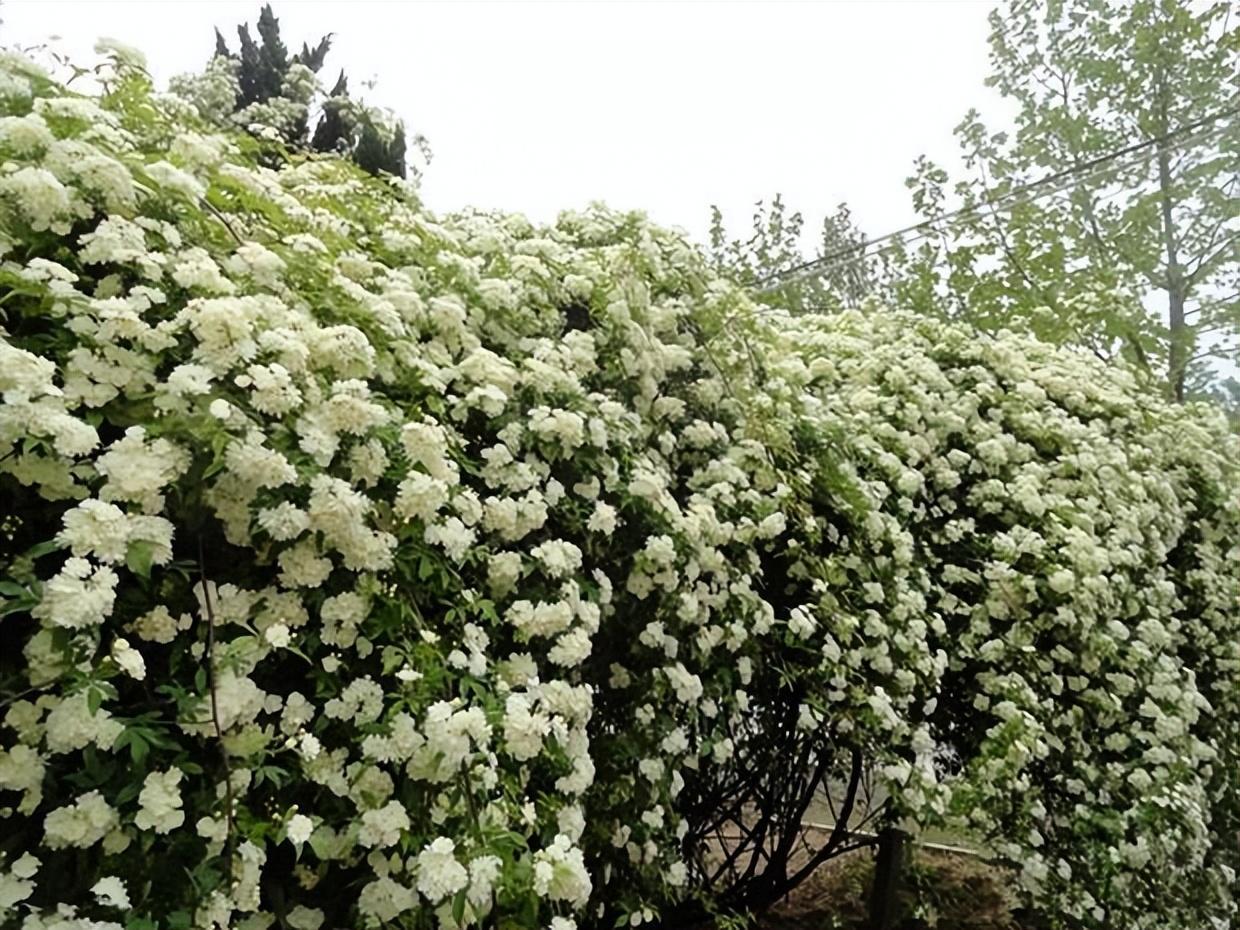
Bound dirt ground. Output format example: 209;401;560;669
756;847;1046;930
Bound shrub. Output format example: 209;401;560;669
0;44;1238;930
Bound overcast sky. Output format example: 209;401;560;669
1;0;1001;249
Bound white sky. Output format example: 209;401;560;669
1;0;1001;249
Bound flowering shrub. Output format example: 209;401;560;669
765;312;1240;927
1;44;1239;930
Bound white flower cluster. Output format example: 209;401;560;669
0;46;1238;930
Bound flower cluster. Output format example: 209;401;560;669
0;44;1238;930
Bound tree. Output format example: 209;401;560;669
894;0;1239;402
211;4;412;178
708;196;872;313
309;71;352;155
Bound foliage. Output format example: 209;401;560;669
707;196;872;313
892;0;1239;403
200;4;415;179
0;43;1239;930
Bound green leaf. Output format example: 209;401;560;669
25;539;63;560
115;779;143;806
126;540;156;580
307;827;334;860
0;599;35;618
451;889;467;926
129;731;150;765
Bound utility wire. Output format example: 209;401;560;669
754;100;1240;295
762;119;1224;293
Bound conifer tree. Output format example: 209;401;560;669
211;5;410;179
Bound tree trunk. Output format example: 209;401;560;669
1155;74;1188;402
868;826;910;930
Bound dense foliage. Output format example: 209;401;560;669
1;43;1239;930
706;195;872;313
898;0;1239;404
189;5;415;180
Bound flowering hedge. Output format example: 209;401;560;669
1;45;1239;930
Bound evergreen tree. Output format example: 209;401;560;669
386;123;408;180
212;5;409;179
353;118;388;177
310;71;352;155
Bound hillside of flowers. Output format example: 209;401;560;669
1;44;1239;930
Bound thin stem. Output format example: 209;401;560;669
197;536;236;881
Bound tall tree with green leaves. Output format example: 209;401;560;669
893;0;1238;402
708;196;872;313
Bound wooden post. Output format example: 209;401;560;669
868;826;910;930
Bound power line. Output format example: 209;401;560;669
754;100;1240;295
765;119;1225;292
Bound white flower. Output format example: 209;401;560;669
0;113;53;157
287;906;324;930
95;37;147;69
667;862;687;886
1047;569;1075;594
32;557;118;629
642;535;677;567
507;599;575;638
531;539;584;579
529;406;586;451
503;693;551;761
532;834;592;909
0;853;39;911
663;663;703;704
264;623;291;648
0;744;44;812
286;813;313;845
91;875;130;909
395;472;450;523
467;854;502;908
358;875;416;922
487;551;523;596
56;500;131;563
358;801;409;848
131;605;184;643
111;638;146;680
257;502;311;541
787;606;816;639
146;160;205;199
416;837;469;902
425;516;475;563
43;791;119;849
0;166;71;231
134;769;185;834
43;692;123;754
95;427;189;509
549;628;593;667
587;501;618;535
